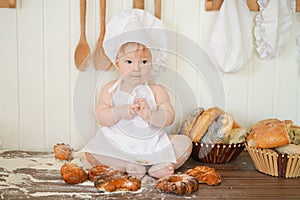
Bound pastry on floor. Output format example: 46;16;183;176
88;165;126;182
53;143;73;161
60;163;87;184
94;175;141;192
156;174;199;195
186;165;221;186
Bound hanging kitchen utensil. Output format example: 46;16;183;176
74;0;91;71
93;0;112;71
133;0;144;9
155;0;161;19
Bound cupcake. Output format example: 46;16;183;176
246;118;300;178
180;107;246;164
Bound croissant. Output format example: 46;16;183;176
186;166;221;186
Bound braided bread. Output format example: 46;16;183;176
60;163;87;184
88;165;126;182
186;166;221;186
94;175;141;192
156;174;199;195
53;143;72;161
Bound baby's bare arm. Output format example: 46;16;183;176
148;83;175;128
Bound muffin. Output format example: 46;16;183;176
180;107;246;164
246;118;300;178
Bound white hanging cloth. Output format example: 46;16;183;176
254;0;295;59
207;0;253;73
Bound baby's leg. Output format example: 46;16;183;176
169;135;192;169
84;152;146;179
148;135;192;179
148;163;174;179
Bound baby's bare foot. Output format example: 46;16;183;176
126;163;146;179
148;163;174;179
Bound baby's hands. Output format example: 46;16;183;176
113;104;137;121
134;98;151;122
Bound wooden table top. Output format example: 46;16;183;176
0;150;299;199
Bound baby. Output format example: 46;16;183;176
81;9;192;179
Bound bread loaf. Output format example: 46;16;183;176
288;125;300;145
200;114;233;144
274;144;300;154
179;107;205;136
247;118;290;148
189;107;224;142
223;128;247;144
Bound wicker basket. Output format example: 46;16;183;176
191;142;245;164
245;143;300;178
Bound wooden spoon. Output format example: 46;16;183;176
93;0;112;71
133;0;144;9
74;0;91;71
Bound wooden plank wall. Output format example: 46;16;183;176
0;0;299;150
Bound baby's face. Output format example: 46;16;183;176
116;46;152;87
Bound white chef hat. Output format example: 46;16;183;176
103;9;167;79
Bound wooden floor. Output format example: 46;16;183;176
0;150;300;199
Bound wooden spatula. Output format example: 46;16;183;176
74;0;91;71
93;0;113;71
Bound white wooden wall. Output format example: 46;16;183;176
0;0;299;151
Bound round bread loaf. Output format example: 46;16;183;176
60;163;87;184
247;118;290;148
156;174;199;195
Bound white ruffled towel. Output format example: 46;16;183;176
254;0;295;59
208;0;253;73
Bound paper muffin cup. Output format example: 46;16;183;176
191;142;245;164
245;143;300;178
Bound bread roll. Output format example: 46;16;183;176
60;163;87;184
247;118;290;148
53;143;72;161
189;107;224;142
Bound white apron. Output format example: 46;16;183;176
81;79;176;165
